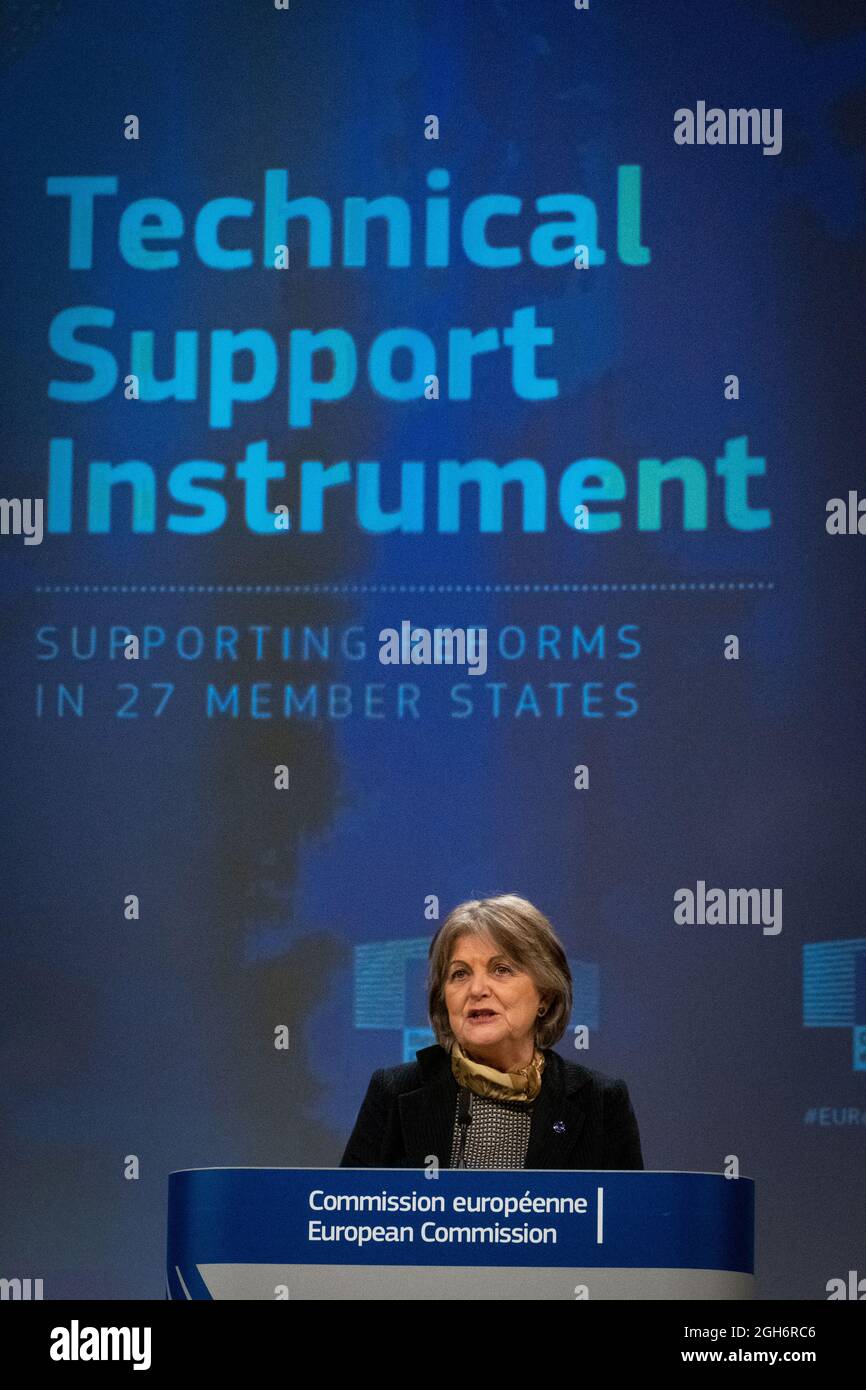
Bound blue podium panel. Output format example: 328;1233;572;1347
167;1168;755;1300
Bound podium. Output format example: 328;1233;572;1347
167;1167;754;1299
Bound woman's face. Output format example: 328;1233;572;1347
444;931;544;1060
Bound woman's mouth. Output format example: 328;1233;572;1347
467;1009;498;1023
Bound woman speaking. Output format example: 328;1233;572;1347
340;894;644;1170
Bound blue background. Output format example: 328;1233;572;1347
1;0;864;1299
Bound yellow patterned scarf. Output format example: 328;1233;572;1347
450;1039;545;1103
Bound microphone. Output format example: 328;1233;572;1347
455;1087;473;1169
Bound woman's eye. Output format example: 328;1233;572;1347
494;964;513;975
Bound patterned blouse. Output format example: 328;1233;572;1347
448;1087;533;1169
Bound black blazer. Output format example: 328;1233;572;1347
340;1044;644;1170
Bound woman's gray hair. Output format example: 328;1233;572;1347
427;894;573;1050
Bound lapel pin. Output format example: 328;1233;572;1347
553;1120;566;1134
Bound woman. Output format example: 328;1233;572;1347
340;894;644;1170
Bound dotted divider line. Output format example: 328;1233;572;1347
33;581;776;595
